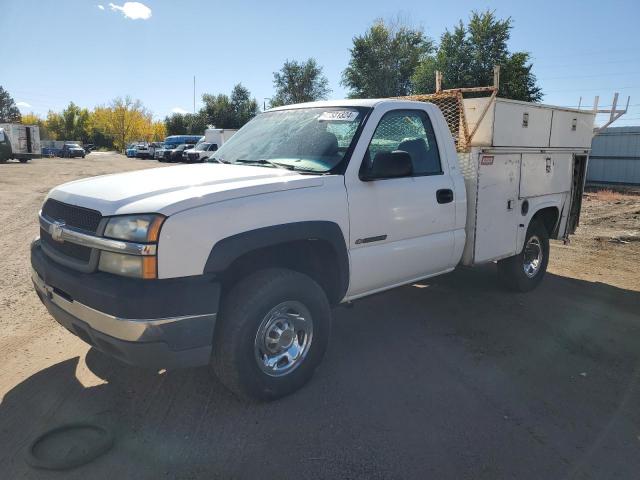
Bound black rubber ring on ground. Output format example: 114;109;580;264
25;423;114;471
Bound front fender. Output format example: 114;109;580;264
204;221;350;300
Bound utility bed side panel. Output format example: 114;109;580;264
520;153;573;198
473;153;520;263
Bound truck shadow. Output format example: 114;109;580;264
2;266;640;479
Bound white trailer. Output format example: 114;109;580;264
0;123;41;162
204;128;237;148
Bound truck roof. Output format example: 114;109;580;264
268;99;422;111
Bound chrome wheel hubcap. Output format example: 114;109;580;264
523;235;543;278
254;301;313;377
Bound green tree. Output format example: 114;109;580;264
411;11;542;101
342;19;433;98
0;86;22;123
164;112;207;136
46;102;91;141
199;84;259;129
231;84;260;126
270;59;330;107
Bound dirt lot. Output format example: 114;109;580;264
0;153;639;479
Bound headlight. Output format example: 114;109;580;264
103;214;165;242
99;251;157;279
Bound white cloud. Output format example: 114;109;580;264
97;4;105;10
108;2;152;20
16;101;31;108
171;107;188;114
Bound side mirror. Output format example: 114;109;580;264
363;150;413;180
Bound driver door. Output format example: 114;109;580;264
345;108;457;297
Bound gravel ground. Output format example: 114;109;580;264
0;153;639;479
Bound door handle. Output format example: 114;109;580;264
436;189;454;204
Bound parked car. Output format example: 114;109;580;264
183;142;218;163
60;143;85;158
161;143;194;163
135;143;151;159
126;144;137;158
147;142;163;159
32;96;595;401
156;136;203;160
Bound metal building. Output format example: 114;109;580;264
587;126;640;185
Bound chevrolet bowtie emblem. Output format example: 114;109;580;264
51;221;65;242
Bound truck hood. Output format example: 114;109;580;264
47;164;325;216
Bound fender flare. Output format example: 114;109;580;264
204;221;350;300
517;201;561;253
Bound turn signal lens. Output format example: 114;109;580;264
142;256;158;279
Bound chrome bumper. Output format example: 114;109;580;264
32;267;216;343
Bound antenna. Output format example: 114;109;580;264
193;75;196;114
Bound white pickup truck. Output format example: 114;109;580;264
31;96;594;400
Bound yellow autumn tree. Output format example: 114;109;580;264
92;96;153;152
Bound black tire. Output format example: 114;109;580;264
212;268;331;401
497;219;549;292
19;159;29;163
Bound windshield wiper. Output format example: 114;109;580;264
234;159;295;170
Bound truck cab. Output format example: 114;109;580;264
31;98;591;401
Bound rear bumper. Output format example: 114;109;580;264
31;240;220;369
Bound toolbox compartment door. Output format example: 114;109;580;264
474;153;520;263
520;153;572;198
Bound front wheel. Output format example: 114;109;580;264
497;219;549;292
211;268;331;401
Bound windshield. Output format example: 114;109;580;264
208;107;366;173
195;143;210;151
66;144;81;148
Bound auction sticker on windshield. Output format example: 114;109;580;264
318;110;359;122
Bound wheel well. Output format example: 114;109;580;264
219;240;345;305
531;207;559;236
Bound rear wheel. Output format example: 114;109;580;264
211;268;331;401
497;219;549;292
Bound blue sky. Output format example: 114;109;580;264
2;0;640;126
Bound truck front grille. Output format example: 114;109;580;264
41;228;92;262
42;199;102;233
40;199;102;265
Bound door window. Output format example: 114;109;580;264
364;110;442;176
0;129;4;142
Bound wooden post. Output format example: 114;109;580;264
493;65;500;91
435;70;442;93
